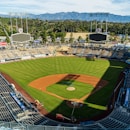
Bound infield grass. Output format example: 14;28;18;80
47;80;94;99
0;56;127;120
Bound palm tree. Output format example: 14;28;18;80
69;32;74;44
40;31;47;44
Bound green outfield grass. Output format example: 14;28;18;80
0;56;127;120
47;80;94;99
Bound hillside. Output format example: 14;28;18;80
34;12;130;22
1;12;130;23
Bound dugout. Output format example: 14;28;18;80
85;54;96;61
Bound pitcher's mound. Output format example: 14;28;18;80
66;87;75;91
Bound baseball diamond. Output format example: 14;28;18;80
0;56;127;121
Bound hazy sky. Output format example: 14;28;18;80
0;0;130;15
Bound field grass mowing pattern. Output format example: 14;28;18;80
47;80;94;99
0;57;127;119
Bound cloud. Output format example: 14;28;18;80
0;0;130;15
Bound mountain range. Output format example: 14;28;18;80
1;12;130;23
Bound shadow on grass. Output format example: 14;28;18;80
56;74;80;86
85;60;126;106
46;59;127;123
46;99;104;123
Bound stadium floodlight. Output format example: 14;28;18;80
25;12;29;33
18;12;25;29
9;12;31;44
14;12;19;32
9;12;13;35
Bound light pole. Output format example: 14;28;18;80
71;101;77;122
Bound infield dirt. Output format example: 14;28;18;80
29;74;108;103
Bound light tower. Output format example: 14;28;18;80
15;12;18;32
9;12;13;35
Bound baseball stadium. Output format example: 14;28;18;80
0;18;130;130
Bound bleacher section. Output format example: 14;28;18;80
123;88;130;108
0;74;80;129
0;46;52;63
67;43;126;60
0;44;128;63
10;92;26;111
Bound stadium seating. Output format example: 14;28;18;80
1;45;130;129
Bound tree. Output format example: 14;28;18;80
86;34;89;43
40;31;47;44
61;34;65;43
78;36;82;43
56;32;66;44
69;32;74;44
49;32;56;43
